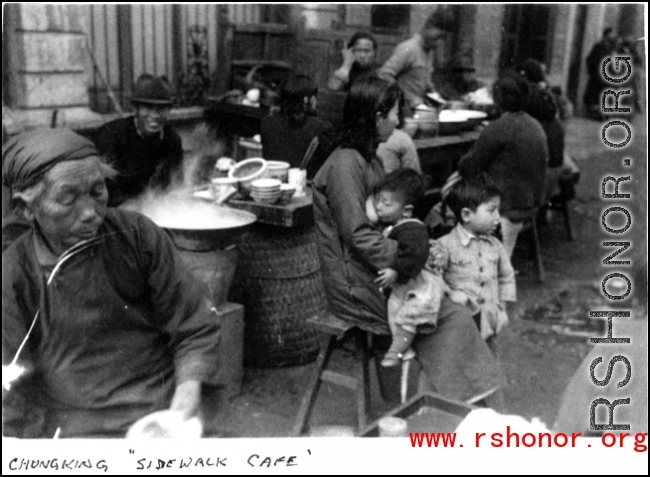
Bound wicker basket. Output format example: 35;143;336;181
230;226;326;367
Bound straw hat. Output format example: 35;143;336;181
131;74;173;105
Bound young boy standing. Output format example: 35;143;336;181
439;175;517;344
368;169;445;367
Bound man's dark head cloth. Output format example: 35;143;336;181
2;128;98;192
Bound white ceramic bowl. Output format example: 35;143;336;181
265;161;291;182
278;184;296;203
250;192;281;205
251;178;282;190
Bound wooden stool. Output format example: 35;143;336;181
293;313;371;436
545;195;574;241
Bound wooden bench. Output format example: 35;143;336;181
293;312;371;436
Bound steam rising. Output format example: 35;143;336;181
120;123;254;230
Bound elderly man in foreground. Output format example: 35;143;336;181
2;128;221;438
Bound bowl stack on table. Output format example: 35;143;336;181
250;178;282;205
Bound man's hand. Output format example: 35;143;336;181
375;268;398;289
170;380;201;420
341;46;355;67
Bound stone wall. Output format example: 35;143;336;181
473;5;505;85
5;4;89;109
2;4;106;130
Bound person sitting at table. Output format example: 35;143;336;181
517;59;567;202
457;73;548;259
2;128;221;438
377;89;421;174
312;77;504;405
91;74;184;207
261;73;334;180
327;31;380;92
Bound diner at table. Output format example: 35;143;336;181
455;73;548;259
260;73;335;180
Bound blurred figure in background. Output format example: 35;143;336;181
328;31;379;92
517;59;566;201
583;28;616;121
378;6;457;114
261;74;334;179
377;89;421;174
437;54;485;103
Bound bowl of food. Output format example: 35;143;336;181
264;161;291;182
278;184;296;204
250;191;281;205
457;109;488;129
251;177;282;192
438;110;469;135
126;410;203;439
228;158;268;198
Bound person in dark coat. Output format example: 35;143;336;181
517;59;564;169
92;74;184;207
583;28;615;120
312;77;504;403
261;74;334;179
458;73;548;258
327;31;380;92
2;129;221;438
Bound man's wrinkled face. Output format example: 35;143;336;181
33;158;108;255
135;103;171;136
353;38;376;68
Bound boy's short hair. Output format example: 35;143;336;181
445;174;501;221
374;168;425;208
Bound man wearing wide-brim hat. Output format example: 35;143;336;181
92;74;183;207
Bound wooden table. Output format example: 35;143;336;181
227;190;324;368
228;191;314;228
412;130;480;219
414;130;480;189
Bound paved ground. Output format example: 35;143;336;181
203;113;647;438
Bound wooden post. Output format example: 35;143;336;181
171;4;184;88
214;4;233;95
116;5;133;109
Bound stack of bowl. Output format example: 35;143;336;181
250;178;282;205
